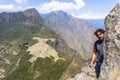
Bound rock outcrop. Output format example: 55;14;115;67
100;3;120;80
67;66;96;80
67;3;120;80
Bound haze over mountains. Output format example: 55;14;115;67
85;19;104;29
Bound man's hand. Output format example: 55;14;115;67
89;62;94;68
89;52;96;68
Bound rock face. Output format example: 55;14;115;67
100;3;120;80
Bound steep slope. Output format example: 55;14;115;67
43;11;97;59
0;9;85;80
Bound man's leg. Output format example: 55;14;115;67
95;62;102;79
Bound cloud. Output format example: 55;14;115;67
0;4;24;12
14;6;24;11
15;0;27;4
0;4;14;10
36;0;85;13
74;12;107;19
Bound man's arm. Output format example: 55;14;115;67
89;52;96;68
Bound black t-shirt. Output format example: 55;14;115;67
93;39;104;62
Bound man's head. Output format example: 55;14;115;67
94;29;105;40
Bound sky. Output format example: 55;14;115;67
0;0;119;19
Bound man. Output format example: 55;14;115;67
89;29;105;79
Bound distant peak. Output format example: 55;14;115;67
52;10;68;15
23;8;39;17
52;10;66;13
50;10;71;18
24;8;37;12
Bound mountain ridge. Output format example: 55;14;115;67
43;10;97;59
0;8;85;80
